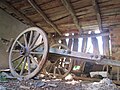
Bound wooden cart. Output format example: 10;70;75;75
9;27;120;80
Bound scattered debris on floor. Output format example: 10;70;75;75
0;85;6;90
0;78;119;90
19;85;31;89
82;78;118;90
0;71;119;90
34;81;45;87
0;73;8;83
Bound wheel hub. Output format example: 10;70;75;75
20;47;30;56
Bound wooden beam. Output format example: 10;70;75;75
0;0;36;26
92;0;102;31
55;32;109;40
61;0;83;33
28;0;62;36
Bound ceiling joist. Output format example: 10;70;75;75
28;0;62;36
92;0;103;31
0;0;36;26
61;0;83;33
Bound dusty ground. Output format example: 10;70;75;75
0;78;119;90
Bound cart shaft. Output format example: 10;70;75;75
49;47;120;67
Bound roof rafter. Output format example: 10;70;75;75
92;0;103;31
28;0;62;36
0;0;36;26
61;0;83;33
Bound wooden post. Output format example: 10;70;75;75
73;34;79;65
102;35;110;56
91;31;104;72
61;39;67;46
117;67;120;81
68;38;73;50
102;35;110;74
80;37;88;73
91;32;100;54
81;38;88;53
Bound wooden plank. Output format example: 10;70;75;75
81;37;88;53
0;0;36;26
99;0;120;7
61;39;67;46
102;35;110;72
50;12;69;21
28;0;62;36
91;31;100;54
12;0;52;10
44;6;65;15
68;36;73;50
73;35;78;51
72;34;79;65
72;0;91;10
80;37;88;72
49;47;120;67
40;0;63;11
61;0;83;33
102;35;110;55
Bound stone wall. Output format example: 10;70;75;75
0;9;29;69
110;27;120;74
111;27;120;60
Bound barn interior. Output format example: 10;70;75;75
0;0;120;89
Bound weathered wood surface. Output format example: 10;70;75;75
28;0;62;36
49;47;120;67
0;0;119;34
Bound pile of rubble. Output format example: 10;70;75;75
82;78;118;90
0;72;119;90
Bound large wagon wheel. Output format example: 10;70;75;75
9;27;48;80
44;43;73;79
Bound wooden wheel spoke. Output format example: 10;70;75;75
14;57;24;70
23;34;28;47
12;50;20;53
47;44;73;78
30;51;43;55
53;67;57;76
12;55;23;62
57;68;62;75
27;56;31;74
28;31;33;47
9;27;48;80
30;33;40;48
20;57;27;75
29;55;38;66
31;41;44;50
17;41;24;48
47;65;53;73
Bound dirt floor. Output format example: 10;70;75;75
0;78;119;90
